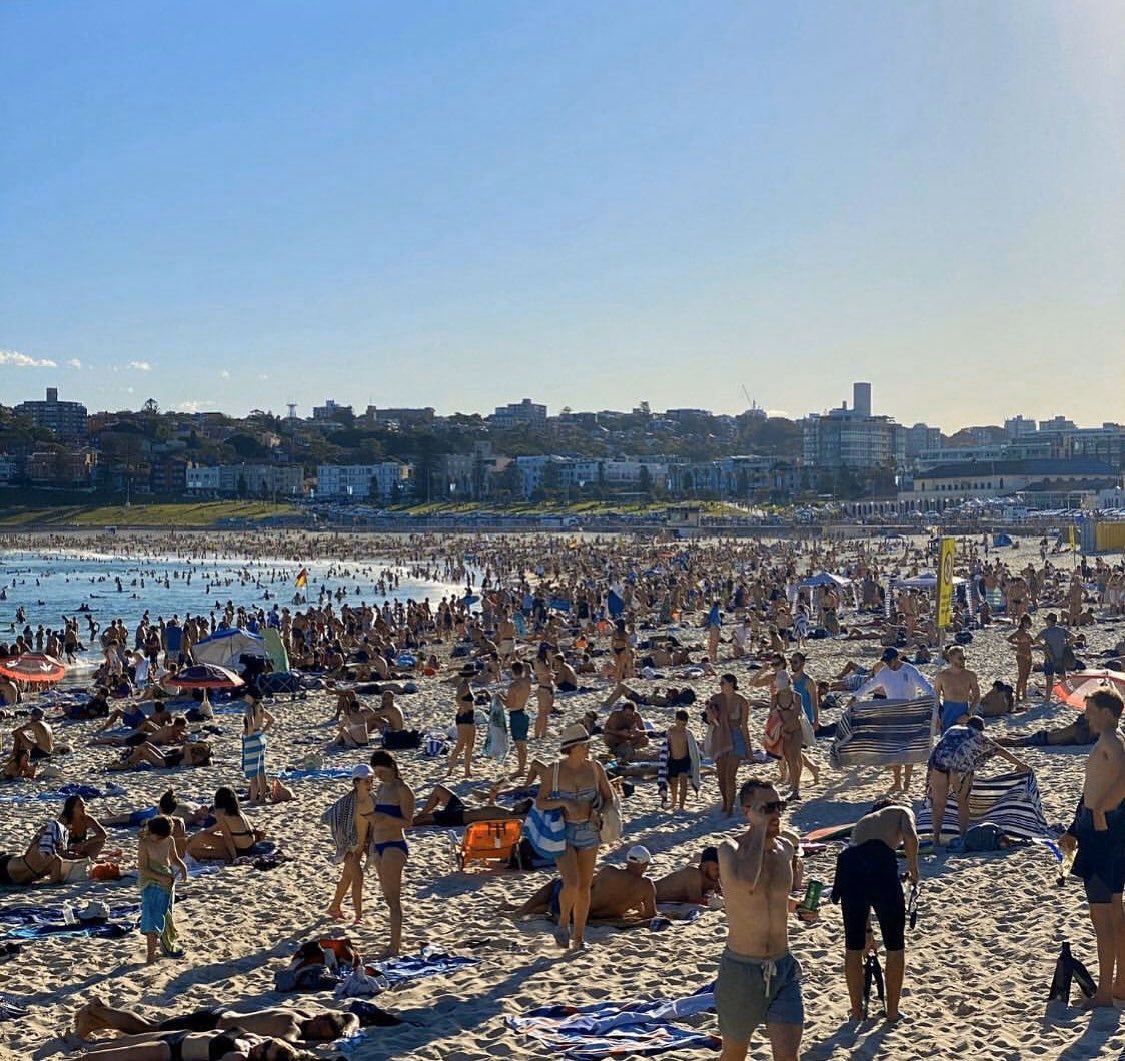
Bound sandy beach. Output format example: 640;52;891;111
2;532;1125;1061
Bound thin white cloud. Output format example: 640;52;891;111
126;386;135;394
766;409;791;418
257;373;269;381
66;358;83;369
128;360;152;371
219;370;231;379
0;349;57;368
176;400;215;413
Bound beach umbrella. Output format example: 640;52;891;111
0;653;67;685
1052;670;1125;710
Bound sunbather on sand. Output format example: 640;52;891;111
412;783;530;827
74;996;358;1044
654;846;722;905
72;1027;312;1060
0;819;87;886
503;846;657;925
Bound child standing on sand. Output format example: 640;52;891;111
137;814;187;964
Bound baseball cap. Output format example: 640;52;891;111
881;647;900;663
626;845;652;864
351;763;374;780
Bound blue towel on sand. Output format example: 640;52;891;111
507;986;718;1059
371;946;478;987
278;766;354;782
0;782;127;804
0;902;139;941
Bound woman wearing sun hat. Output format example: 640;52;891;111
536;722;616;950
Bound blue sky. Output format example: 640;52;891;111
2;1;1122;430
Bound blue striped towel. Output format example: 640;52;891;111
830;697;935;768
241;732;267;778
916;771;1052;840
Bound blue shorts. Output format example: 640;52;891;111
565;819;601;851
730;730;748;760
716;951;804;1041
140;882;172;934
940;701;969;732
509;710;530;743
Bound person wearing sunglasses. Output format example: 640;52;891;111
715;778;803;1061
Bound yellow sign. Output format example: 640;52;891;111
937;537;955;629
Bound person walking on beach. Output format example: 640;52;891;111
705;674;752;816
137;815;187;965
933;646;980;733
446;666;477;779
832;799;919;1022
1059;688;1125;1008
1007;614;1034;704
533;644;555;739
368;750;414;957
499;660;532;780
1034;613;1074;703
324;764;376;925
536;723;616;951
715;778;803;1061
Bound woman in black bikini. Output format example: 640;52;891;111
445;667;477;779
75;1027;310;1059
184;788;264;863
368;750;415;958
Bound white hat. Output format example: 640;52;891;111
352;763;374;780
626;845;652;864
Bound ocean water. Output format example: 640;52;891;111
0;547;464;648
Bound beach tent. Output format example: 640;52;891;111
192;627;267;673
798;571;851;590
992;533;1014;548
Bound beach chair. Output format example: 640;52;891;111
451;819;523;872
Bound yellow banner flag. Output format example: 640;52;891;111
937;537;956;629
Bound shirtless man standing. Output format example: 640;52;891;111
716;779;803;1061
1060;688;1125;1007
499;661;533;779
932;646;980;733
497;610;517;668
832;800;919;1022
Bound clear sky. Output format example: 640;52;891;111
2;1;1122;431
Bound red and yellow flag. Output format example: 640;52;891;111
295;568;308;589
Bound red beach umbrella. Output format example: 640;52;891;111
0;653;67;685
1053;669;1125;710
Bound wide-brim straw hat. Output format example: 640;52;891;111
559;723;592;751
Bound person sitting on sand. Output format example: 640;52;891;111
978;681;1015;718
552;654;580;693
10;707;54;760
59;794;116;861
603;701;649;761
92;716;187;748
655;846;722;905
72;1027;312;1060
185;787;267;862
412;783;531;827
74;997;358;1044
505;845;658;925
368;691;404;734
333;693;371;748
3;741;35;780
0;817;87;886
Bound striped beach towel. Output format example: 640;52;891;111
916;770;1052;841
241;732;267;779
830;697;935;769
656;732;701;798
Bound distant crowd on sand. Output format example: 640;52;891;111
2;528;1125;1059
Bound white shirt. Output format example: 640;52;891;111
852;662;934;701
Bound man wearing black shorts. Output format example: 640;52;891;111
832;799;919;1022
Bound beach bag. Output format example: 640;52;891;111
962;823;1004;852
597;792;623;845
62;858;90;883
382;729;421;751
762;710;784;759
521;764;567;860
799;712;817;749
424;731;451;757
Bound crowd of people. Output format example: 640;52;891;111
1;527;1125;1059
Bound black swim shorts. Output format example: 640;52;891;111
832;839;906;952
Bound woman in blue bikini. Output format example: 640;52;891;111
368;750;415;958
536;723;616;951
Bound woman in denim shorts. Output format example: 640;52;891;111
536;722;616;951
